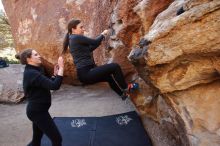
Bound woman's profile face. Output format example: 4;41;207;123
72;22;85;35
27;50;42;66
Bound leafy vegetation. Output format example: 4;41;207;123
0;10;17;63
0;10;14;50
1;56;19;64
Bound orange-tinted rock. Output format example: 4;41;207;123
167;81;220;146
132;0;220;146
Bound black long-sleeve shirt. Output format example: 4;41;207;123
23;64;63;110
69;34;104;69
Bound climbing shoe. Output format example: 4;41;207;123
121;83;139;100
127;82;139;93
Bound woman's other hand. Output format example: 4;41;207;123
57;56;64;76
53;64;59;76
58;56;64;69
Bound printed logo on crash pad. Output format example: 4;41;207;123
116;115;132;125
71;119;87;128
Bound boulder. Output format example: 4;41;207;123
0;64;24;103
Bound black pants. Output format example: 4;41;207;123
77;63;128;96
27;109;62;146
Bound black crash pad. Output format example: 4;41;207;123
41;111;152;146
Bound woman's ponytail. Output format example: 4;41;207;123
62;19;81;54
62;33;69;54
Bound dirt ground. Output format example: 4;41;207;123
0;84;135;146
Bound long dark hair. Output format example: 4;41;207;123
15;48;33;65
62;19;81;54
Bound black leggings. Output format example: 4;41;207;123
77;63;128;96
27;110;62;146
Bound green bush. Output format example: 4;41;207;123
0;11;14;50
2;57;19;64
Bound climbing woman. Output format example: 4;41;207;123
62;19;138;100
15;49;64;146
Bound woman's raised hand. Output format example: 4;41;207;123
57;56;64;69
57;56;64;76
101;29;110;36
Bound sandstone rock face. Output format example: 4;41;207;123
130;0;220;146
146;0;220;93
3;0;220;146
167;81;220;146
